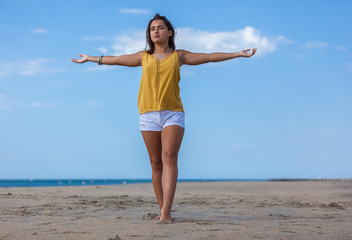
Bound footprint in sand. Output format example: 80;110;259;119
142;212;159;220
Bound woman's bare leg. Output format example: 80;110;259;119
160;125;184;222
141;131;163;217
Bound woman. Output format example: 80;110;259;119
72;13;256;223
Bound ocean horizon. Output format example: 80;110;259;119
0;178;345;188
0;179;270;188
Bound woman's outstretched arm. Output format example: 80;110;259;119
72;51;144;67
178;48;257;66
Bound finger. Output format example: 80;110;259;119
250;48;256;56
72;58;82;63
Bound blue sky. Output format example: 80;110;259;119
1;0;351;179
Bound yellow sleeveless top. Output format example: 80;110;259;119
138;50;184;115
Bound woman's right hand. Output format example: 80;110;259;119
72;54;89;63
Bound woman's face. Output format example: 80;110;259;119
150;20;172;44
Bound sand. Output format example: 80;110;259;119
0;181;351;240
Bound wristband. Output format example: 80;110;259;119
98;55;104;65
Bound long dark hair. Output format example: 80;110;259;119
145;13;176;54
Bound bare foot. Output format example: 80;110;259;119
153;213;161;220
158;219;173;224
159;209;172;223
153;209;162;220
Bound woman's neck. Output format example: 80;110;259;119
153;44;172;55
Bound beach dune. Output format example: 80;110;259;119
0;181;351;239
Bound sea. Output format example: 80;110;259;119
0;179;267;188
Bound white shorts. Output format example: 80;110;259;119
139;110;185;131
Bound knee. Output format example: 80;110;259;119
162;150;178;166
150;157;163;172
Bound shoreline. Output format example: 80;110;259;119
1;178;351;188
268;178;352;182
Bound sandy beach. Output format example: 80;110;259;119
0;181;351;240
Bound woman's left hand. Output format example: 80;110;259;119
240;48;257;58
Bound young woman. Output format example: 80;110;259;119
72;13;256;223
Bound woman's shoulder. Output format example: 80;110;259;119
135;51;148;61
176;49;190;55
176;49;190;59
137;50;147;56
176;49;192;65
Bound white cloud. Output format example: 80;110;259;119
176;26;288;55
109;26;288;56
111;31;146;55
0;58;59;77
0;94;15;110
336;45;348;51
0;94;59;110
118;8;152;15
82;36;105;41
302;41;328;48
31;28;47;34
98;47;108;54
